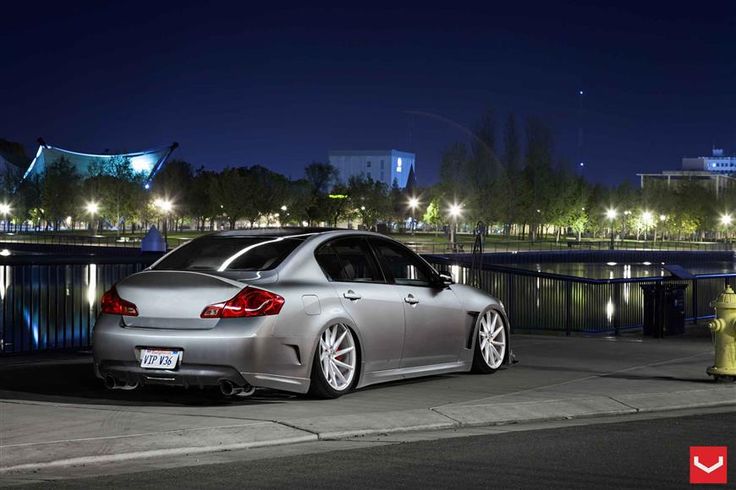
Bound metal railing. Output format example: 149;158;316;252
403;236;731;255
1;247;733;354
0;232;143;248
426;256;731;335
0;230;729;254
0;256;157;354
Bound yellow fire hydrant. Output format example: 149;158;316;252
707;286;736;381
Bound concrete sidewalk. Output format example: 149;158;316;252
1;334;734;473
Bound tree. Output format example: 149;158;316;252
248;165;290;225
151;159;194;230
438;142;469;199
212;167;255;229
347;176;391;228
42;157;81;229
189;169;219;231
522;117;556;240
86;155;145;233
304;162;338;194
423;198;443;234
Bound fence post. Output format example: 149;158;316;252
613;282;622;336
691;279;698;324
565;281;572;336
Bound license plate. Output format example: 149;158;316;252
140;349;180;369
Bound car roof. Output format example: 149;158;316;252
211;227;352;238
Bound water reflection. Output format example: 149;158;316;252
86;263;97;308
0;262;143;354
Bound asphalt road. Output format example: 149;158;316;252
13;411;735;489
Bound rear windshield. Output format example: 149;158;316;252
152;236;306;272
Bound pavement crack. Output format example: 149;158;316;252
429;407;464;426
607;396;640;413
272;420;320;436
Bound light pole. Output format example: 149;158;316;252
658;214;666;242
606;208;617;250
154;198;174;246
721;213;732;243
408;197;419;235
85;201;99;232
0;203;11;233
448;203;462;251
280;205;288;226
641;211;654;242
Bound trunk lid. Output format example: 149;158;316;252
116;270;246;329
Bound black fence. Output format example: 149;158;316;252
0;256;157;354
426;256;732;335
0;232;141;248
1;249;733;355
403;236;732;255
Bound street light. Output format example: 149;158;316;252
606;208;617;249
154;198;174;245
85;201;99;232
448;202;462;250
721;213;733;242
408;196;420;235
658;214;667;242
0;203;11;232
641;211;654;241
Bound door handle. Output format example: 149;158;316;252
343;290;362;301
404;294;420;305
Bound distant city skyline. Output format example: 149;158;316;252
2;2;735;186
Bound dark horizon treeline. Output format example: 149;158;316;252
0;108;731;239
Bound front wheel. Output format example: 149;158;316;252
471;308;508;373
308;323;359;398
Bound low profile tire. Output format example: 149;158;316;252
471;308;508;374
308;323;359;399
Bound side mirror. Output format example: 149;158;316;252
436;272;454;287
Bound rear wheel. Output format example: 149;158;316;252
308;323;358;398
471;308;508;373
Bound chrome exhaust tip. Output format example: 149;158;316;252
103;374;139;390
103;375;117;390
219;380;254;397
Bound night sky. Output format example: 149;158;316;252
2;2;735;186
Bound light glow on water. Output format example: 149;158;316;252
0;266;9;300
606;298;615;323
86;264;97;307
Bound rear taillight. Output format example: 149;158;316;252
200;286;285;319
101;286;139;316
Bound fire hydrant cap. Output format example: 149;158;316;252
711;285;736;309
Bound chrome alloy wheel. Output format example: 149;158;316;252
478;310;506;369
319;324;357;391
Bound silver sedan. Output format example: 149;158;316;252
92;229;510;398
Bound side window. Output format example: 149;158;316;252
372;239;435;286
315;238;383;283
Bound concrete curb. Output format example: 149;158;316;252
431;396;637;426
2;387;734;474
0;422;316;473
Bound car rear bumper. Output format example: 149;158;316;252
92;314;312;393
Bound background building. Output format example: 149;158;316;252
637;170;736;198
23;139;178;188
637;147;736;198
328;150;416;188
682;148;736;174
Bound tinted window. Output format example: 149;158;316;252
372;239;435;286
153;236;305;271
315;238;383;282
